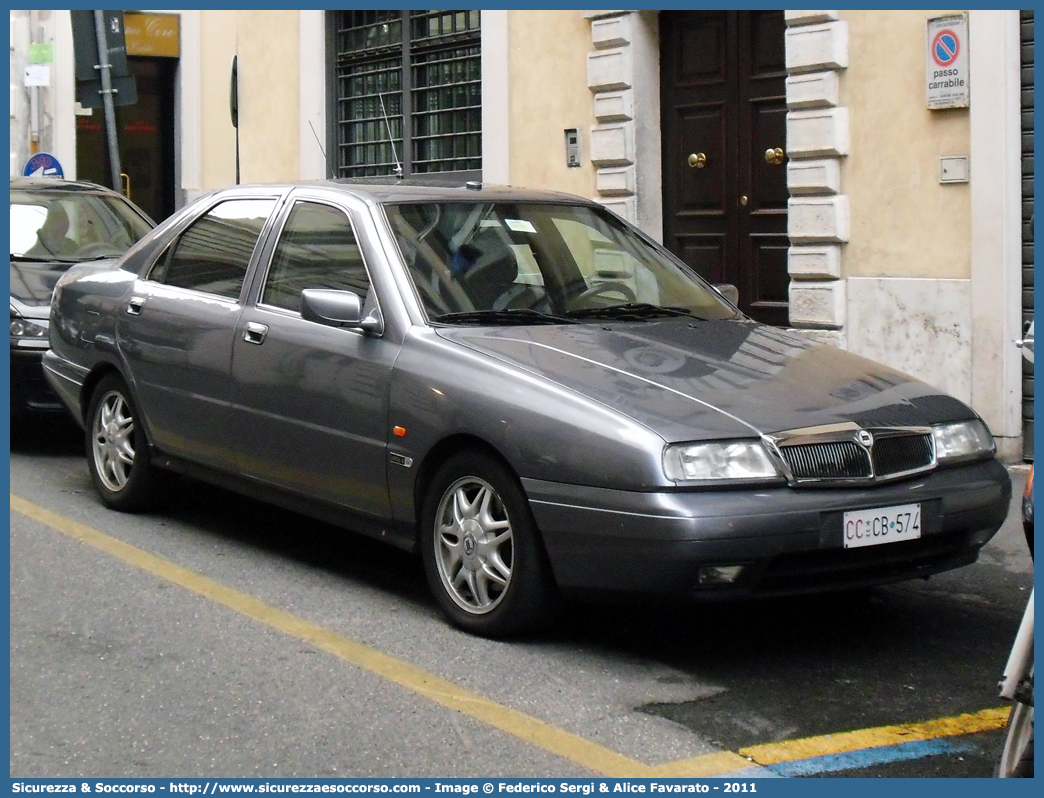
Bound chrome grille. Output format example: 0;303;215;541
779;441;871;480
871;433;934;477
771;425;937;485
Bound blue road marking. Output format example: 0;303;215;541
765;738;977;777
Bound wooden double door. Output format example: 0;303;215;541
660;10;790;326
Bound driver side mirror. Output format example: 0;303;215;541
301;289;384;335
714;283;739;306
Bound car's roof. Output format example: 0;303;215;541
225;178;593;206
10;177;125;196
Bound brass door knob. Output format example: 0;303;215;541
764;147;785;165
688;152;707;169
740;195;749;207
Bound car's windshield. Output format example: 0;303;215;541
9;188;153;261
385;201;738;324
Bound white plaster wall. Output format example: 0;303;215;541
847;277;972;402
51;11;75;178
784;11;849;330
178;9;201;199
629;10;662;242
968;9;1023;459
9;11;76;178
298;10;325;180
582;10;659;239
10;11;30;176
481;9;509;185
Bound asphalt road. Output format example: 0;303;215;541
8;417;1034;779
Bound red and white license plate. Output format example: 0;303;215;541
842;502;921;549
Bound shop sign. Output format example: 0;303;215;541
124;12;180;58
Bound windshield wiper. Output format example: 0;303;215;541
432;308;579;326
10;254;68;263
564;303;705;321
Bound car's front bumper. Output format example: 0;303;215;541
523;458;1011;598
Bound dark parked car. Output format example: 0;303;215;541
10;177;154;418
43;180;1011;636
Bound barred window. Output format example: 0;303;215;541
331;10;481;180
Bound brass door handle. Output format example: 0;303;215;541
764;147;785;165
688;152;707;169
120;172;131;197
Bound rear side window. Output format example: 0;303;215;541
148;199;276;299
260;201;371;312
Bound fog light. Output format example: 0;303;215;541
697;565;746;586
969;528;996;546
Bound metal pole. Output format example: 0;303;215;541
28;10;40;154
93;10;123;192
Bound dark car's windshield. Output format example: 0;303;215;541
9;188;154;262
385;201;738;324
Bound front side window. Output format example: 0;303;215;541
331;10;481;179
261;201;371;312
148;199;275;300
386;202;739;323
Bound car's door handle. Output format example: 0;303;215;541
243;322;269;345
126;296;146;316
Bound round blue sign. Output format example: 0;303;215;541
23;152;65;179
932;30;959;67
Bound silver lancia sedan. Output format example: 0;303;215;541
43;180;1011;637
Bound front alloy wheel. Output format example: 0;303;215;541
421;452;558;637
434;476;514;614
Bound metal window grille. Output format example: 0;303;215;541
332;10;481;179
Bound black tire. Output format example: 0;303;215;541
997;701;1034;777
420;451;559;637
85;373;158;512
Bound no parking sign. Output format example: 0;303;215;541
926;14;969;109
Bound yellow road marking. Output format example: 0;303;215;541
11;494;656;777
737;707;1010;766
10;493;1010;778
649;751;756;778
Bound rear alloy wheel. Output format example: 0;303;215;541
86;374;158;512
421;452;558;637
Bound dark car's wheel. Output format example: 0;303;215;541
421;452;559;637
86;374;157;512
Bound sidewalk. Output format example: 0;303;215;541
977;463;1033;576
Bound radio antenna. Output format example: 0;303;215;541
308;120;334;180
378;93;403;179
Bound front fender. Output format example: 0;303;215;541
387;327;668;526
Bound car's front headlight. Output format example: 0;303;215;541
10;316;48;340
663;440;783;484
933;419;995;465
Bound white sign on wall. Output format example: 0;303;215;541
926;13;969;109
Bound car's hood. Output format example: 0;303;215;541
10;256;121;315
10;257;76;312
437;318;976;441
